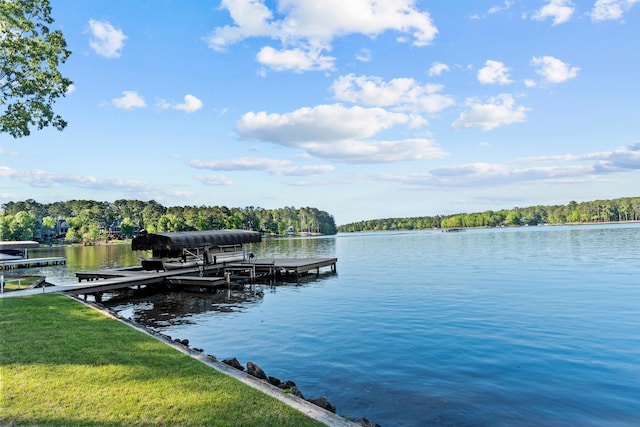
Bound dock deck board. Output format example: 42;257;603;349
0;257;67;270
63;257;337;296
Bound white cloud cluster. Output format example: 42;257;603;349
173;94;204;113
205;0;438;72
111;92;203;112
452;94;529;131
379;143;640;188
256;46;335;73
428;62;450;77
532;0;575;25
189;157;335;179
477;60;513;85
194;174;234;186
236;103;447;163
88;19;127;58
112;91;146;109
331;74;455;114
591;0;639;21
531;56;580;84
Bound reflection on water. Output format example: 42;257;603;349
109;288;265;328
23;243;143;284
105;272;338;329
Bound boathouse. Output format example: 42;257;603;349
132;230;262;270
0;240;40;259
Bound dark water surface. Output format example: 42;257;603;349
26;224;640;426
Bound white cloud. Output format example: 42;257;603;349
188;157;335;176
88;19;127;58
66;84;76;95
190;157;291;171
331;74;455;113
0;147;17;156
378;143;640;188
194;174;234;186
428;62;450;76
532;0;575;25
477;60;513;85
488;1;514;14
205;0;438;72
277;165;335;176
452;94;529;131
471;1;514;19
237;104;409;145
302;138;447;163
593;142;640;172
381;163;593;188
174;94;203;113
591;0;640;21
256;46;335;72
111;91;146;109
531;56;580;83
355;49;372;62
1;166;192;201
0;166;18;177
236;103;447;163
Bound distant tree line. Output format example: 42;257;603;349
339;197;640;232
0;199;337;244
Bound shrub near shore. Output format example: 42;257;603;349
0;294;326;427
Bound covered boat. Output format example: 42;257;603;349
131;230;262;271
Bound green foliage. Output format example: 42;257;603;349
0;211;36;240
339;196;640;232
0;0;73;138
119;217;135;238
0;199;338;242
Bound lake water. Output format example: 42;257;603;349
23;224;640;426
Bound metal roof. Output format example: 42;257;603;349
0;240;40;250
131;230;262;251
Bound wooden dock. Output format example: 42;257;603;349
0;257;67;270
224;258;337;277
66;257;337;299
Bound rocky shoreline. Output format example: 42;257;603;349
81;297;382;427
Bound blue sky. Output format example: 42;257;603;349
1;0;639;225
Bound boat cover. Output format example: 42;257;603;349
131;230;262;251
0;240;40;250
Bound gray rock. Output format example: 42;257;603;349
246;361;268;380
222;357;244;371
308;396;336;413
355;417;382;427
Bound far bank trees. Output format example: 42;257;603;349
339;197;640;232
0;199;338;243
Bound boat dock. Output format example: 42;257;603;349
2;231;337;300
0;257;67;270
1;240;67;270
67;256;337;300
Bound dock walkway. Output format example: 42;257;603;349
0;257;67;270
64;257;337;298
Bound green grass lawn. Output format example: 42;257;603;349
0;294;326;426
1;276;42;292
